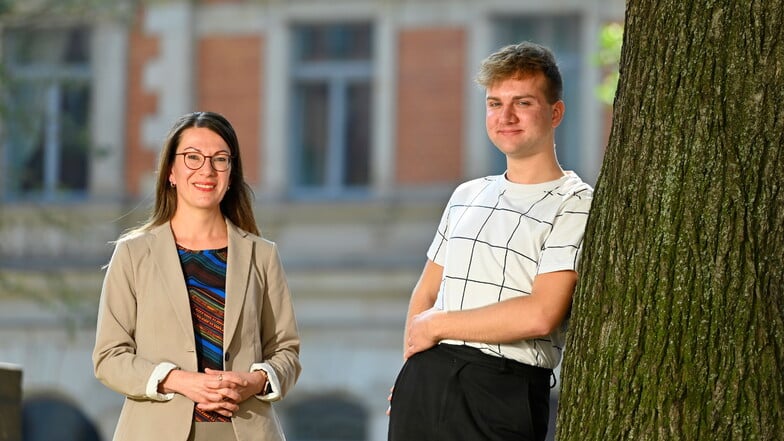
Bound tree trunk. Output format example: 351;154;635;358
557;1;784;440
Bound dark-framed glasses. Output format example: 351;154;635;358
175;151;233;172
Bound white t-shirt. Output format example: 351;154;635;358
427;171;593;369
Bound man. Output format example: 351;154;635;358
387;42;593;441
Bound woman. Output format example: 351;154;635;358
93;111;301;441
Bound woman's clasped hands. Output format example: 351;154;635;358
160;367;268;418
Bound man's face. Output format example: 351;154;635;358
485;73;564;160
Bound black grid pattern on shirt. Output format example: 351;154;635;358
436;177;590;362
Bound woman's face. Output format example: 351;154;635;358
168;127;232;214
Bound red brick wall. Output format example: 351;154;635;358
396;28;466;185
125;6;159;197
197;35;264;186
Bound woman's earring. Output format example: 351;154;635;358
169;181;175;188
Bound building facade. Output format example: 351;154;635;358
0;0;623;440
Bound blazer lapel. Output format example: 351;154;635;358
224;220;252;354
148;223;195;342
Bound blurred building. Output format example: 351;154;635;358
0;0;623;440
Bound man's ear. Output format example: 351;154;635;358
551;100;565;128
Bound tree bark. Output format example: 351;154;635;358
557;1;784;440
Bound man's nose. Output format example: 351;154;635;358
501;105;517;123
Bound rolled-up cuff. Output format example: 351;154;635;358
250;362;281;402
146;362;178;401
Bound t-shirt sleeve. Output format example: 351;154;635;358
537;192;592;274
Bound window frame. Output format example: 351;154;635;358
288;22;374;200
1;25;92;202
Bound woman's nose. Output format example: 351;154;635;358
198;159;217;174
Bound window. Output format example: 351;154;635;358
290;23;373;197
491;16;583;175
286;396;367;441
1;26;91;200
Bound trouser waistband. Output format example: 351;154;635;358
435;343;552;380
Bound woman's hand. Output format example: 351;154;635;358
197;368;267;412
159;369;240;417
158;368;267;417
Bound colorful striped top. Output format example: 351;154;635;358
177;244;230;423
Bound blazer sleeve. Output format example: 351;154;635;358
92;239;170;400
253;243;301;401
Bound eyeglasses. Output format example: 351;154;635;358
174;151;233;172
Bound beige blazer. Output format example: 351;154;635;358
93;220;301;441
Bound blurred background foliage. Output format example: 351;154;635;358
595;22;623;105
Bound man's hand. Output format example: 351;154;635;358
404;307;444;359
386;386;393;416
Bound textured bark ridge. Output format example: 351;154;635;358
557;1;784;440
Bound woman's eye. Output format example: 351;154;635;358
214;156;230;164
186;153;202;161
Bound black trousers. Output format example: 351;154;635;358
388;344;552;441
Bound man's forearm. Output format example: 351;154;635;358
429;296;553;344
425;271;577;345
402;260;444;354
